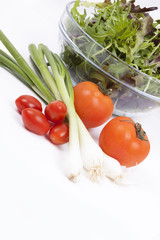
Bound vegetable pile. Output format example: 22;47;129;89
0;28;150;183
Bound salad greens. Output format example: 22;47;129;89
60;0;160;113
71;0;160;79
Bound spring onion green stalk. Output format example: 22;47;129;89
0;29;54;103
28;44;62;101
76;115;104;180
0;52;49;102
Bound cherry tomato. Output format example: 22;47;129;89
73;81;113;128
15;95;42;113
45;100;67;123
49;122;69;145
99;116;150;167
22;108;50;135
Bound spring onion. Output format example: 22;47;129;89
28;44;83;181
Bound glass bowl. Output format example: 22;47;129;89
58;1;160;116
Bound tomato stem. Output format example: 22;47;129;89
120;120;148;141
135;122;148;141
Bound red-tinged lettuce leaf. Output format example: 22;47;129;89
122;0;158;13
131;5;158;13
149;56;160;71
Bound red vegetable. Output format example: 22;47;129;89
73;81;113;128
99;116;150;167
15;95;42;113
49;122;69;145
45;100;67;123
22;108;50;135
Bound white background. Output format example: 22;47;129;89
0;0;160;240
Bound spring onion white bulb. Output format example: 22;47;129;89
102;153;124;182
65;102;83;182
65;143;83;182
77;114;124;182
76;115;104;181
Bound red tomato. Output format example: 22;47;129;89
73;81;113;128
22;108;50;135
49;122;69;145
15;95;42;113
99;116;150;167
45;100;67;123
